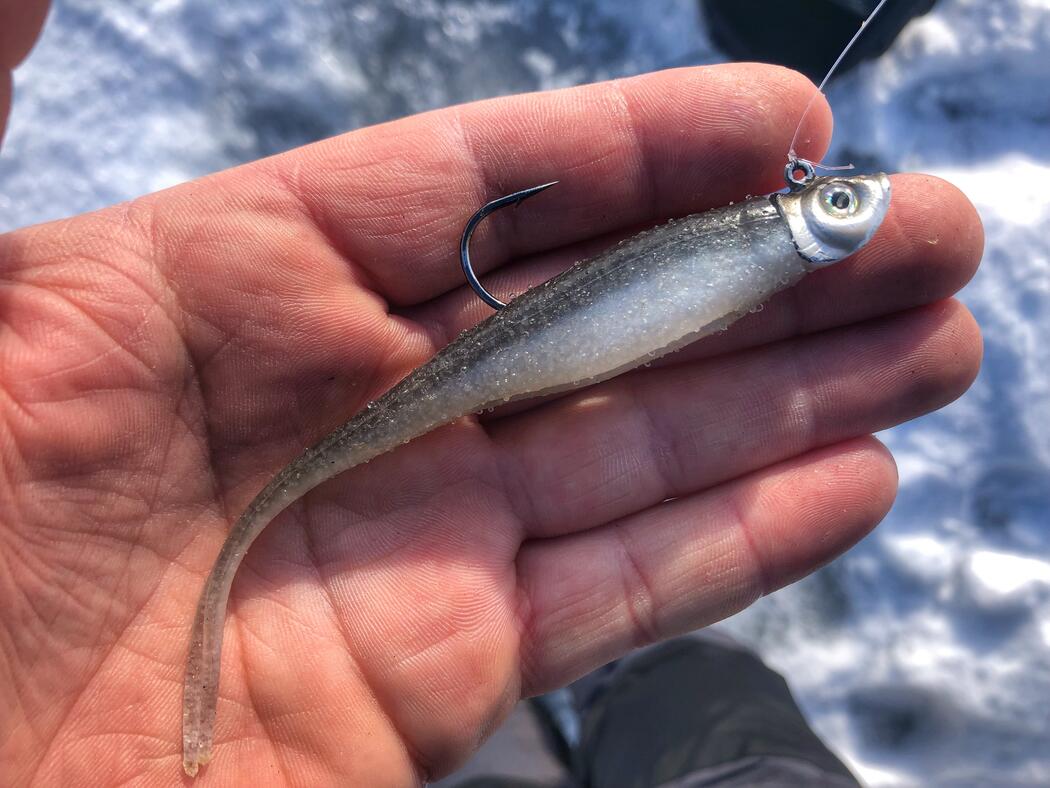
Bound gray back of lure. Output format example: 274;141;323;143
182;172;891;776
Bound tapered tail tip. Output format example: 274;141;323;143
183;746;211;778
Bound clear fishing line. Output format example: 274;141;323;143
787;0;893;170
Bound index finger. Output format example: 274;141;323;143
201;64;832;307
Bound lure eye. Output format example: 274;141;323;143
776;173;891;266
820;183;858;216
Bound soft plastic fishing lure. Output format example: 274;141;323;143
181;169;891;776
182;3;898;775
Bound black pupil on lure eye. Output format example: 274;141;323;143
831;190;851;210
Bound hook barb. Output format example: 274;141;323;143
460;181;558;310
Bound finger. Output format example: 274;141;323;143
0;0;48;69
490;298;980;539
204;63;831;306
516;436;897;694
407;173;983;362
0;0;48;147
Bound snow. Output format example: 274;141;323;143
2;0;1048;784
964;551;1050;611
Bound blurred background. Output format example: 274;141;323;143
2;0;1048;784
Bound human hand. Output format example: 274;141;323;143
0;59;982;784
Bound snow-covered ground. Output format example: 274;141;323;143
2;0;1047;784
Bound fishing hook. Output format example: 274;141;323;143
460;180;558;310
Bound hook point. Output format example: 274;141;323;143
514;180;559;205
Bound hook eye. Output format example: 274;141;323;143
785;159;816;190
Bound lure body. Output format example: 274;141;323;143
182;174;891;776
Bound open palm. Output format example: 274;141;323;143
0;57;983;785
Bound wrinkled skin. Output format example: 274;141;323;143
0;8;983;786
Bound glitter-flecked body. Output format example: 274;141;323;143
182;174;892;776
